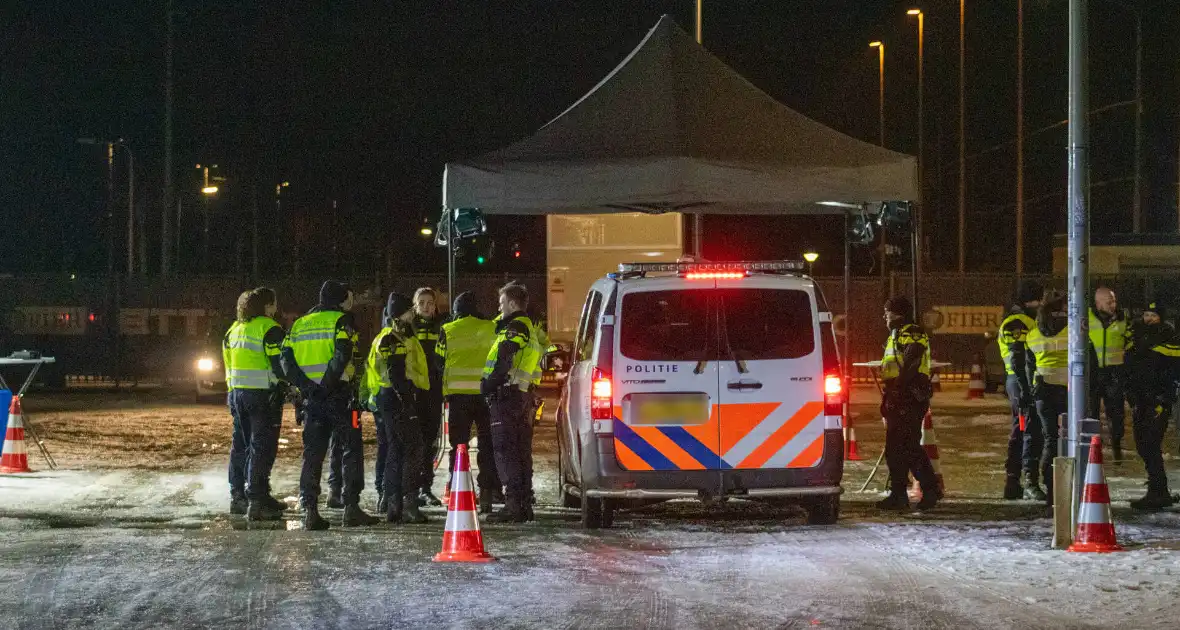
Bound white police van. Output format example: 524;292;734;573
554;261;845;528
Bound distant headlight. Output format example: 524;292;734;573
197;358;216;372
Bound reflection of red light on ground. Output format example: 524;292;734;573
89;313;97;322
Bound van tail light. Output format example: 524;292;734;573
824;373;845;416
591;368;613;420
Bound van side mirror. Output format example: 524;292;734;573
542;344;570;373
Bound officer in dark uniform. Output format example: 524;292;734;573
1025;292;1068;510
224;287;288;520
481;283;542;523
998;281;1045;501
1126;302;1180;511
281;281;379;530
1089;288;1131;460
877;296;940;512
411;287;445;507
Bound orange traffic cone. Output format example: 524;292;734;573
0;396;31;474
434;444;495;563
844;417;864;461
911;410;944;500
930;370;941;393
966;363;985;399
1069;436;1124;553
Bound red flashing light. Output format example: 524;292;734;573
591;368;613;419
685;271;747;280
824;375;843;396
824;373;845;416
88;313;97;322
513;251;521;258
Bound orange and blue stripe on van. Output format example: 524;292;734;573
612;401;826;471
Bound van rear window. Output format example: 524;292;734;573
719;289;814;360
619;290;711;361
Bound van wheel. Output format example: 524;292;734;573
561;486;582;509
804;497;840;525
581;497;614;529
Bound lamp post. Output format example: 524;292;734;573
200;165;219;274
958;1;967;273
803;250;819;276
906;9;924;276
692;0;704;257
869;42;885;147
78;138;134;279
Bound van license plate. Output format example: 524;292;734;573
632;394;709;426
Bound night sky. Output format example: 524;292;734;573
2;0;1177;278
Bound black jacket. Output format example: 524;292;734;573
1127;321;1180;400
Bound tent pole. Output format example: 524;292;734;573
911;210;919;319
844;207;852;415
446;208;455;305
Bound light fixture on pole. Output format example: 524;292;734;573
869;42;885;148
803;250;819;276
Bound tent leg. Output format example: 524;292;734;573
844;208;853;420
910;212;920;319
445;208;455;304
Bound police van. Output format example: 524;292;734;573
554;261;845;528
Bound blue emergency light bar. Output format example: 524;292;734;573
617;260;805;274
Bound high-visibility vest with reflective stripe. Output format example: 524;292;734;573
881;323;931;381
223;316;282;390
365;327;396;394
285;310;355;384
402;333;431;391
439;316;496;395
1027;325;1069;386
998;313;1035;376
1088;309;1129;368
483;315;541;391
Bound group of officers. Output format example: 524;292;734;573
221;280;545;530
876;282;1180;513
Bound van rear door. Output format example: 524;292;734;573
714;278;826;470
611;280;722;471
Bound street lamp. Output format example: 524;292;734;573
868;42;885;147
420;227;434;236
803;250;819;276
906;9;924;277
201;186;219;195
78;138;134;279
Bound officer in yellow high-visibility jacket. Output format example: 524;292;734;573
223;287;288;521
281;281;378;530
411;287;446;507
997;281;1045;501
1088;287;1131;459
877;296;939;512
1025;291;1069;509
436;291;500;513
481;283;541;523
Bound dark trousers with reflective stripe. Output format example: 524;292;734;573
1131;392;1171;495
446;394;499;491
377;388;422;502
1004;375;1044;483
1088;366;1126;445
227;388;281;500
1035;382;1067;505
417;384;444;493
884;400;936;495
328;412;383;495
300;391;363;506
490;389;533;503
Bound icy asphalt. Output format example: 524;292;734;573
0;385;1178;629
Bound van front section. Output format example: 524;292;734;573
583;272;842;502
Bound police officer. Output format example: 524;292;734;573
411;287;445;507
281;281;379;530
481;283;541;523
1025;291;1068;510
224;288;288;520
1089;287;1131;460
437;292;500;513
368;292;431;523
1126;302;1180;511
998;281;1045;501
877;296;940;511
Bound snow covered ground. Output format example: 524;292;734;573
0;385;1177;628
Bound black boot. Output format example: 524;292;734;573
487;496;528;523
302;503;330;531
491;487;506;504
262;495;287;512
478;490;495;515
403;496;428;524
1003;476;1023;500
385;496;403;523
230;493;248;516
377;491;387;515
875;492;910;511
914;486;942;511
326;489;344;509
343;503;380;527
1024;484;1047;501
419;489;443;507
1112;441;1123;462
247;501;284;522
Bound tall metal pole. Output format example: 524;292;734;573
251;187;260;281
843;207;852;417
1132;10;1143;232
908;10;924;276
692;0;704;257
1016;0;1025;275
125;144;135;279
446;210;456;304
876;43;885;147
161;0;174;277
1067;0;1090;477
106;142;116;282
958;1;966;273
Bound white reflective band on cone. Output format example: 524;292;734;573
444;508;479;533
449;471;473;493
1077;501;1113;525
1086;463;1106;484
